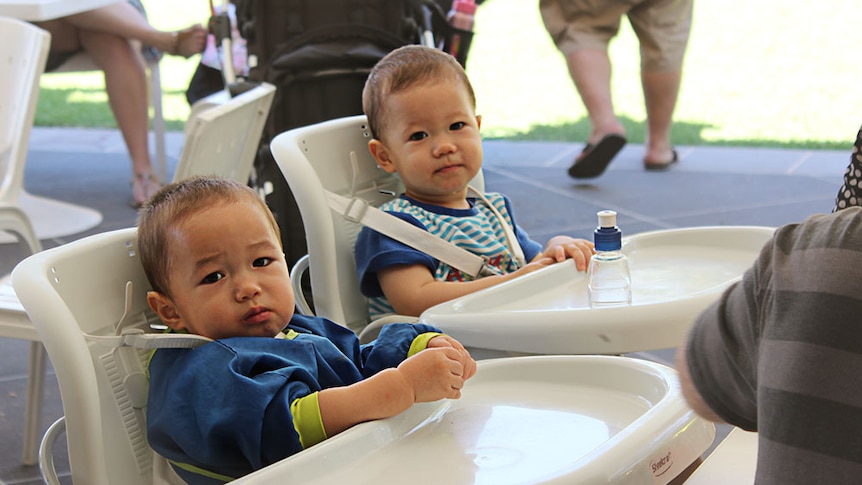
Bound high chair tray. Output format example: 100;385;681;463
232;355;715;485
419;226;775;354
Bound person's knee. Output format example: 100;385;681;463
82;32;144;71
640;48;687;73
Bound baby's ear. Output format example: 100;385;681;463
147;291;185;331
368;139;396;174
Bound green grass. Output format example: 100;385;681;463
35;0;862;150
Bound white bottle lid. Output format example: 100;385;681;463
597;210;617;228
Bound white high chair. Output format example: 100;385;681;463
13;228;717;485
268;115;777;354
172;82;276;184
12;227;189;485
0;16;51;466
267;114;486;335
1;56;272;468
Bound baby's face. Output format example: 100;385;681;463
372;79;482;208
154;199;294;340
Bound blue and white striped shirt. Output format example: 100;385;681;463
354;193;542;318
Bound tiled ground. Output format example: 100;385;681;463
0;127;849;483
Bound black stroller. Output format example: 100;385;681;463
190;0;482;305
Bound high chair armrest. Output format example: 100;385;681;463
39;416;65;485
290;254;314;316
358;314;419;344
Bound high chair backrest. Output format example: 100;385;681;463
268;115;483;333
173;82;276;184
0;17;49;203
11;227;186;485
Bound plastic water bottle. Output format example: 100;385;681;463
588;210;632;307
445;0;477;61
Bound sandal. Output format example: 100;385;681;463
168;25;206;59
568;133;627;179
643;149;679;171
131;173;162;209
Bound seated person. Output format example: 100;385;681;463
355;45;595;318
138;176;476;484
36;0;206;207
676;207;862;483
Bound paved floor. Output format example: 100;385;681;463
0;126;850;484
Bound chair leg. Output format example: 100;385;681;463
148;62;168;182
22;342;46;466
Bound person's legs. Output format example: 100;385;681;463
62;2;204;57
35;4;205;205
79;28;160;205
565;48;626;145
540;0;631;178
629;0;693;167
540;0;628;145
641;70;680;165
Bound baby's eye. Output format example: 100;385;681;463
450;121;466;131
201;272;224;284
408;131;428;141
253;257;273;267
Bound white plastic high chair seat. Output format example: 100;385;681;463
10;79;275;481
12;227;187;485
269;115;483;335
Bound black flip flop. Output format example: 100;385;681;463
644;149;679;171
568;134;627;179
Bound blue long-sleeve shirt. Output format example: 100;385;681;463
147;314;440;484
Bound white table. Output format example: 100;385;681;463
0;0;119;21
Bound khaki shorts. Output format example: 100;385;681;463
539;0;693;72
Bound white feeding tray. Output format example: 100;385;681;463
232;355;715;485
419;226;775;354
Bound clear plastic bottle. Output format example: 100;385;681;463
445;0;477;61
588;210;632;307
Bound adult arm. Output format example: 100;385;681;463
676;265;762;431
675;343;728;423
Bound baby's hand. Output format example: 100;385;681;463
427;335;477;380
513;257;555;277
397;347;468;402
543;236;595;271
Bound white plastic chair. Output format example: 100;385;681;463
267;115;483;335
0;16;48;255
46;49;168;181
12;227;187;485
0;16;50;466
172;82;276;184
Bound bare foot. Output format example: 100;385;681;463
131;173;162;208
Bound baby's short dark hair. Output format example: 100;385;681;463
137;176;280;296
362;45;476;141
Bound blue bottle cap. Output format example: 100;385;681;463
594;210;622;251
